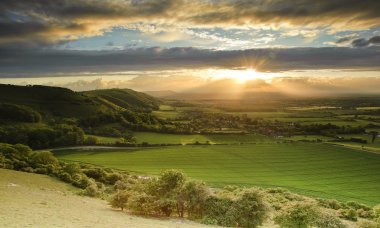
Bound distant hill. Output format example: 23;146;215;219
84;89;160;111
0;84;160;118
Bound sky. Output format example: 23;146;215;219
0;0;380;95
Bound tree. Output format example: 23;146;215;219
233;189;269;228
370;131;379;143
110;190;130;211
180;180;210;218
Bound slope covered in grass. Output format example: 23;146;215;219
0;84;160;118
54;143;380;206
0;168;209;228
84;88;160;111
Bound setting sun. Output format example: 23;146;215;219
209;69;275;83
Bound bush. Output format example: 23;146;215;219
84;179;100;197
106;173;122;185
318;198;342;210
31;151;59;167
84;136;98;145
179;180;210;219
374;204;380;218
114;180;128;190
314;212;347;228
274;202;319;228
110;190;130;211
233;189;269;228
346;201;371;211
357;220;380;228
339;208;358;221
127;192;156;215
202;190;269;228
58;172;73;183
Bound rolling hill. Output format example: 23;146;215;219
0;84;160;118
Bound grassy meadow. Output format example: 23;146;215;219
54;143;380;206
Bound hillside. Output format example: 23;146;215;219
84;88;160;111
0;168;209;228
0;84;160;118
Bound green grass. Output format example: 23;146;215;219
54;143;380;205
133;132;274;144
86;135;121;144
134;132;210;144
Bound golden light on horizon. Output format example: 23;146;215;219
209;69;276;84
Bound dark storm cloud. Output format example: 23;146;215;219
352;35;380;47
1;0;380;46
0;46;379;76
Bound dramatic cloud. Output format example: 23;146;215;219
352;35;380;47
1;46;379;76
1;0;380;46
30;75;380;98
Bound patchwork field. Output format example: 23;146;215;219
53;143;380;206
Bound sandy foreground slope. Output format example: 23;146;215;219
0;169;212;228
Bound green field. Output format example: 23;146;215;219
86;135;122;144
134;132;274;144
54;143;380;206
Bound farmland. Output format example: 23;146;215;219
54;143;380;206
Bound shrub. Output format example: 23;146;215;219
58;172;73;183
202;190;269;228
83;168;107;183
84;179;99;197
127;192;156;215
106;173;122;185
31;151;59;167
346;201;371;211
314;212;347;228
233;189;269;228
203;196;235;226
339;208;358;221
274;201;319;228
356;220;380;228
318;198;342;210
72;173;91;189
179;180;210;219
84;136;98;145
114;180;128;190
358;209;375;219
110;190;131;211
374;204;380;218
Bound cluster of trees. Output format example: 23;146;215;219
0;124;85;149
109;170;269;227
0;143;127;196
79;111;164;138
0;103;41;123
163;111;368;137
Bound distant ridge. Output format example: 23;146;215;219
0;84;160;118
